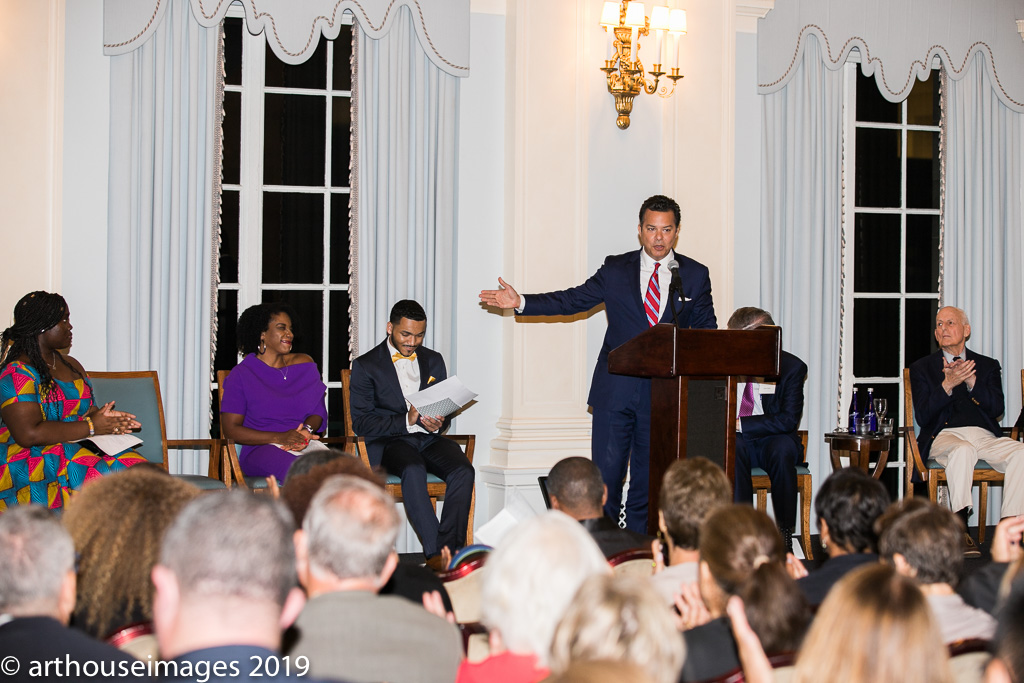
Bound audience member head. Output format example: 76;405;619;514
281;450;385;525
0;505;76;622
63;467;200;638
152;492;302;658
547;661;656;683
0;291;78;395
878;499;963;588
794;563;951;683
546;457;606;520
988;590;1024;683
297;475;400;591
658;457;731;552
699;505;809;653
550;574;685;683
481;511;609;666
814;467;890;556
638;195;681;228
726;307;775;330
236;301;300;356
284;448;341;484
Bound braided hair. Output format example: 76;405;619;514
0;291;81;398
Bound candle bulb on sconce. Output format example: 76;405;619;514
598;0;686;130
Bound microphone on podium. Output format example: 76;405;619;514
666;259;684;326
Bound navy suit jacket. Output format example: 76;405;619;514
909;348;1004;459
738;350;806;447
350;339;451;467
521;250;716;409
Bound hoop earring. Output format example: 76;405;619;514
258;341;266;354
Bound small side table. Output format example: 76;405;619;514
823;431;896;479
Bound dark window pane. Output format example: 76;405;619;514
263;289;324;371
906;215;940;293
856;70;900;124
224;18;242;86
906;130;939;209
262;192;325;284
215;289;238;373
333;26;353;91
905;299;939;365
853;299;900;377
331;96;352;188
907;72;940;126
855;128;902;208
329;193;351;283
328;290;351;382
220;190;240;283
223;90;241;185
265;38;327;89
853;213;901;293
264;93;326;186
327;387;345;436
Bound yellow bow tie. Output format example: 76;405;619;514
392;352;417;363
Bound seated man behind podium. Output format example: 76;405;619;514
728;307;807;552
909;306;1024;556
289;475;462;683
546;456;652;558
349;300;474;569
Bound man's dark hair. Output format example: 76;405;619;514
727;307;776;330
236;301;300;355
546;457;604;517
878;501;963;587
814;467;890;554
638;195;681;228
659;457;731;549
389;300;427;325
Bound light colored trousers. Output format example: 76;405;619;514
931;426;1024;517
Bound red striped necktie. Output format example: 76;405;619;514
644;263;661;327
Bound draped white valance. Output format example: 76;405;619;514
758;0;1024;112
104;0;470;76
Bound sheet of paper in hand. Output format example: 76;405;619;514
407;375;478;418
72;433;144;455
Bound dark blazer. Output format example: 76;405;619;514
739;350;807;446
909;349;1004;459
521;250;716;409
350;339;451;467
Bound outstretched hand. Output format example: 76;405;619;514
942;357;976;393
479;277;522;310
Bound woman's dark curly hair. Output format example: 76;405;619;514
236;302;300;356
0;291;82;398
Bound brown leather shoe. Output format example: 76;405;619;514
963;532;981;559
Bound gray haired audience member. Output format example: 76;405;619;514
0;506;143;683
651;457;731;605
287;475;462;683
152;491;323;683
547;456;652;558
879;499;996;644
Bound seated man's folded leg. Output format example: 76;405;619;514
421;437;474;552
974;433;1024;517
757;434;800;532
382;438;441;557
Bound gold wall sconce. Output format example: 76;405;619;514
600;1;687;130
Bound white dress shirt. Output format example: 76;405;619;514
387;338;426;434
639;249;675;321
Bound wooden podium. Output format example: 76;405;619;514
607;324;781;533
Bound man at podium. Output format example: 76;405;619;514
479;195;717;531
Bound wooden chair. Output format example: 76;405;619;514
902;368;1003;544
88;371;225;490
215;370;279;493
341;369;476;545
1014;369;1023;442
439;549;490;658
751;430;813;559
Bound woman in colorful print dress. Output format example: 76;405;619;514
0;291;146;511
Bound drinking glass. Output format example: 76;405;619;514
873;398;888;425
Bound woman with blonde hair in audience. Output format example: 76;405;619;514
549;574;684;683
546;660;656;683
63;466;200;641
455;511;609;683
680;504;809;682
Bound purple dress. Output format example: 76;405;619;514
221;354;329;481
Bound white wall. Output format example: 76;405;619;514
733;30;762;311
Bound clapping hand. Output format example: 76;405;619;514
942;357;976;393
91;402;140;435
479;277;522;310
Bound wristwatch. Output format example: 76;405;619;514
303;423;316;434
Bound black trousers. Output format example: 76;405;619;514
381;433;474;558
734;432;800;529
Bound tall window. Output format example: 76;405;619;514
215;10;354;432
841;62;942;496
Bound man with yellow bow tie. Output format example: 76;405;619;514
349;299;475;570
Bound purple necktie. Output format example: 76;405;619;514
739;382;755;418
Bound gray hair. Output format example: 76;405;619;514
159;491;297;606
937;306;970;327
727;306;776;331
481;511;609;666
0;506;74;613
304;475;400;580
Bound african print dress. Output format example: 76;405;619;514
0;362;146;511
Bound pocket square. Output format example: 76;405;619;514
428;376;436;384
684;297;692;302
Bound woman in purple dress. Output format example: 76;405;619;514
220;303;329;482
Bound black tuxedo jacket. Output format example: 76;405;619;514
349;339;451;466
738;350;806;446
909;348;1004;459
